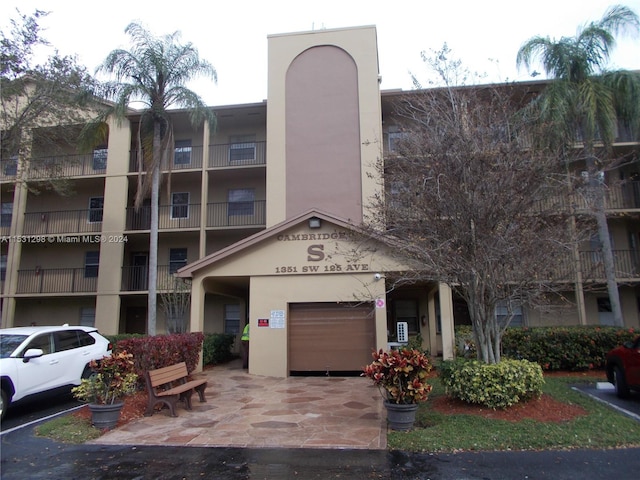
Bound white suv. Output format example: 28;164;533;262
0;325;112;419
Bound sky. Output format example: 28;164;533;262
2;0;639;106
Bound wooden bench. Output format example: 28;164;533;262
144;362;208;417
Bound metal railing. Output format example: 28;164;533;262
23;209;103;235
533;181;640;213
28;153;106;179
125;204;201;230
16;268;98;293
121;264;175;291
128;146;205;172
206;201;266;228
208;142;266;168
579;249;640;280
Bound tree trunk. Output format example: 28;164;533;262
587;152;623;327
594;199;624;326
147;123;161;336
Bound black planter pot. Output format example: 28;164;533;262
89;402;124;430
384;400;419;431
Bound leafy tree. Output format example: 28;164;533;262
87;22;216;335
1;9;97;192
517;4;640;326
361;47;586;363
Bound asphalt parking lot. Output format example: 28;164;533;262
572;382;640;421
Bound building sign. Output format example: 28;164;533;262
273;229;371;274
270;310;286;328
258;318;269;327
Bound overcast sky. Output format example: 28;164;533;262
2;0;639;106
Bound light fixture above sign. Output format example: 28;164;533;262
308;217;321;229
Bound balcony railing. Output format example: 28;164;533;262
534;181;640;214
1;153;106;181
121;264;178;291
16;268;98;293
29;153;106;179
125;204;201;230
128;146;204;172
579;249;640;280
208;142;266;168
206;201;266;228
23;209;102;235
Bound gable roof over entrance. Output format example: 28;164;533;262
177;209;375;279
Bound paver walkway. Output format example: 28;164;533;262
92;360;386;449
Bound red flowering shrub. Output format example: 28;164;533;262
117;332;204;379
362;348;433;404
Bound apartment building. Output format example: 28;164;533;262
1;25;638;377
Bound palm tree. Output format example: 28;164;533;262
94;22;216;335
517;5;640;327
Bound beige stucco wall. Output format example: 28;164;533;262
188;220;409;377
266;26;382;227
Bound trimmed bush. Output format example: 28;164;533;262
454;325;638;371
202;333;236;366
439;358;544;409
116;332;204;378
502;326;637;371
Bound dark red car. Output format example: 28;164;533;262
606;336;640;398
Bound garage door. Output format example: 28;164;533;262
289;302;375;374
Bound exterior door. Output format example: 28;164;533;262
130;253;148;291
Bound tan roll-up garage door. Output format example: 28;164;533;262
289;302;375;374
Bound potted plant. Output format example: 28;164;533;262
72;351;138;430
362;348;433;431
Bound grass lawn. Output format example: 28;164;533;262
388;376;640;452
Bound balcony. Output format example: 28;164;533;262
27;153;106;179
125;204;202;231
16;268;97;294
209;141;266;168
579;249;640;281
121;264;177;291
23;209;103;235
207;201;266;228
129;146;204;172
535;181;640;214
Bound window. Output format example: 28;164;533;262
1;202;12;227
88;197;104;223
26;334;52;355
228;189;254;216
169;248;188;274
1;254;6;281
229;135;256;163
80;307;96;327
84;251;100;278
3;156;17;176
171;192;189;219
496;301;524;327
387;126;407;153
92;147;107;170
174;140;192;166
54;330;82;352
394;299;419;333
224;304;241;335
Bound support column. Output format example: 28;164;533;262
439;283;455;360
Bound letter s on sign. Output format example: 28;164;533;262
307;244;325;262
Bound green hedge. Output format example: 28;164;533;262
439;358;544;409
454;325;638;371
202;333;236;366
